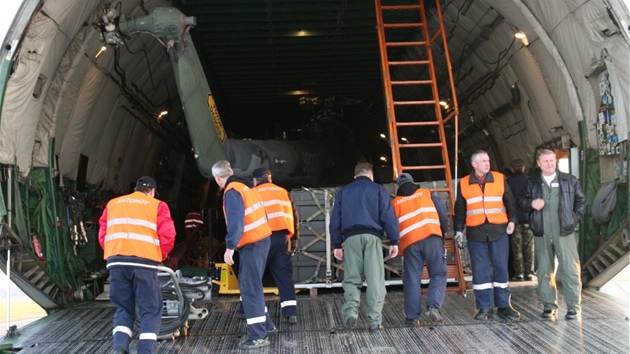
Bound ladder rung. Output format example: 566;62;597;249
396;121;439;127
383;23;424;29
394;100;436;105
392;80;433;85
402;165;447;171
381;5;422;11
389;60;430;66
386;41;427;47
401;142;444;148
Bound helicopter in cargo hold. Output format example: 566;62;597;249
0;4;367;325
95;4;362;189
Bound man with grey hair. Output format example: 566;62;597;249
518;149;586;320
330;162;400;333
507;158;535;281
211;160;276;349
454;150;520;321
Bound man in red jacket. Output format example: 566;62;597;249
99;176;176;354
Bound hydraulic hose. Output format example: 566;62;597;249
134;287;190;336
158;289;191;335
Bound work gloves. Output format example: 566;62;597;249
454;231;467;249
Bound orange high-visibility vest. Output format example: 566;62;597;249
103;191;162;262
224;182;272;248
254;183;295;238
460;172;508;227
392;189;442;255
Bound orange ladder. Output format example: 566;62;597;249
374;0;459;210
374;0;465;294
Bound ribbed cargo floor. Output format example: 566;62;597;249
6;284;629;353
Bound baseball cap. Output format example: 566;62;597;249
396;173;414;186
136;176;157;190
252;168;271;179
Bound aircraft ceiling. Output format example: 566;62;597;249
0;0;628;192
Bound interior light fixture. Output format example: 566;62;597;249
284;90;314;96
400;137;409;143
157;110;168;122
293;29;314;37
380;156;388;162
380;133;387;139
514;31;529;46
95;46;107;59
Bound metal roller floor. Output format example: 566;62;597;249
5;284;629;353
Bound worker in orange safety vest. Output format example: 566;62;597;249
99;176;176;354
454;150;520;321
252;167;300;324
212;160;276;350
392;173;448;326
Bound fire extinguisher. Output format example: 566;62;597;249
31;228;44;265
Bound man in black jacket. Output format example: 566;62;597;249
507;159;535;281
518;149;586;320
454;150;521;321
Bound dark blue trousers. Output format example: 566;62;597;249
238;237;275;340
109;266;162;354
468;234;512;310
267;232;297;317
402;235;447;320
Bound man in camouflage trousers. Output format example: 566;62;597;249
507;159;534;281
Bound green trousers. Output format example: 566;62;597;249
341;234;386;326
534;232;582;312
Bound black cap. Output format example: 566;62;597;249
252;168;271;179
396;173;414;186
135;176;157;190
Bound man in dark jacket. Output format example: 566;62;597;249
454;150;521;321
330;162;400;333
518;149;586;320
507;159;535;281
212;160;276;349
392;173;448;325
252;168;299;324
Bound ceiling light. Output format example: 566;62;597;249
95;46;107;59
157;110;168;122
293;29;314;37
514;31;529;46
284;90;314;96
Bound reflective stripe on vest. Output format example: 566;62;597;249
103;192;162;262
224;182;272;248
460;173;508;227
254;184;295;238
392;189;442;255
